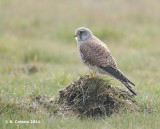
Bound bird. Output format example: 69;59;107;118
74;27;137;95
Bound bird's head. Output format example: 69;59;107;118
74;27;93;41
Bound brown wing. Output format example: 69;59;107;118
80;36;117;69
80;36;136;95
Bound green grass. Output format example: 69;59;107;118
0;0;160;128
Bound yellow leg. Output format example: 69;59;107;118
86;72;96;78
92;72;96;78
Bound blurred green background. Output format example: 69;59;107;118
0;0;160;129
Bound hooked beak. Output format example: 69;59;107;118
74;34;78;38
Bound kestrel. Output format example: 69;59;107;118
74;27;137;95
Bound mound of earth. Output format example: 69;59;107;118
58;76;140;117
31;76;140;117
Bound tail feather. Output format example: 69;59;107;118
121;81;137;95
99;66;137;95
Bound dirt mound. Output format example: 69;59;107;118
30;76;140;117
58;76;139;117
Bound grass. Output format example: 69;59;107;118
0;0;160;128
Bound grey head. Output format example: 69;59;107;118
74;27;93;41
